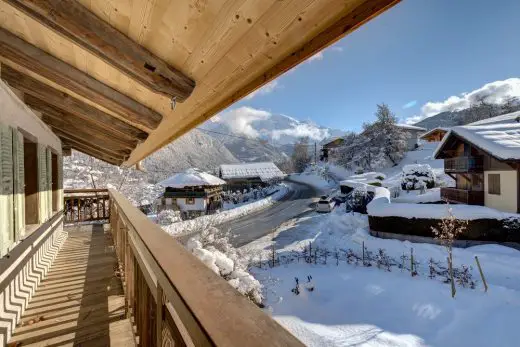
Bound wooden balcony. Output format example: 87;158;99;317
7;189;302;346
444;156;483;173
441;187;484;205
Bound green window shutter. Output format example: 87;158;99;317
57;154;63;211
0;123;14;256
38;143;48;223
12;129;25;241
46;148;52;214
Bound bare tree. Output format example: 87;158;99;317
502;96;519;114
291;137;311;173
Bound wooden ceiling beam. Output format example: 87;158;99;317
51;127;130;160
41;112;136;152
60;137;126;164
0;27;162;130
4;0;195;101
63;140;122;166
2;65;149;142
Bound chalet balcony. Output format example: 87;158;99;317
5;189;302;346
441;187;484;205
444;156;483;173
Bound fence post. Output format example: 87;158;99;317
475;256;488;292
156;283;164;347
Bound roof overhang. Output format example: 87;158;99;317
0;0;400;166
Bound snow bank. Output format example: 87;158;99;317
392;188;442;203
163;185;290;236
368;186;518;220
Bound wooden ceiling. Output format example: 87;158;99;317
0;0;400;166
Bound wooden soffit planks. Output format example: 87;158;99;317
0;27;162;130
3;0;195;101
2;65;149;142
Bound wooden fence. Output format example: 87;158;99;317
64;188;110;223
108;188;303;347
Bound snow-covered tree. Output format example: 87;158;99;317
291;137;312;173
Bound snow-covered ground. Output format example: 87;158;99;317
243;208;520;347
162;184;290;236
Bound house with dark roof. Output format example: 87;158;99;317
434;112;520;213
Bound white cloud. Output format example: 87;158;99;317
330;46;344;52
245;80;279;100
307;51;324;62
215;106;271;138
405;78;520;124
271;123;330;141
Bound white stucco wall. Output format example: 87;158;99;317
484;170;518;213
175;197;207;211
0;79;61;153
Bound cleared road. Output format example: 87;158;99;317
220;180;319;247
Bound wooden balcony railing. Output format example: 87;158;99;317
441;187;484;205
108;189;303;347
64;188;110;223
444;156;483;173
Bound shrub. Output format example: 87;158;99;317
375;175;385;181
401;164;435;190
157;209;182;225
369;181;382;187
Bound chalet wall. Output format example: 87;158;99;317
0;213;65;345
0;79;61;153
485;170;518;213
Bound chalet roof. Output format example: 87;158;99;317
159;169;225;189
419;127;450;139
220;162;285;182
395;124;427;132
434;112;520;161
0;0;399;166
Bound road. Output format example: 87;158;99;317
221;180;320;247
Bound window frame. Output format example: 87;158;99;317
488;173;501;195
186;197;195;205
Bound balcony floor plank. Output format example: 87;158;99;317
8;224;136;347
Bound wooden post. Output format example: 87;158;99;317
156;283;164;347
448;256;456;298
410;248;414;276
362;241;365;265
475;256;488;292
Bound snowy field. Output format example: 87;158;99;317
243;209;520;347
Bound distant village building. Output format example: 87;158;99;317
219;162;285;191
434;113;520;213
158;168;226;219
420;127;449;142
320;137;346;162
395;124;427;150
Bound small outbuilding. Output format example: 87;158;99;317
158;168;226;219
420;127;449;142
219;162;285;191
320;137;346;162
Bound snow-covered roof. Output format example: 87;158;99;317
159;168;226;188
395;124;427;132
220;162;285;182
434;112;520;161
420;127;450;139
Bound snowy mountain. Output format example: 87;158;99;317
200;107;344;161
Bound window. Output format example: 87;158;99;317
24;137;39;225
52;152;58;212
186;197;195;205
488;173;501;195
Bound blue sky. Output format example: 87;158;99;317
231;0;520;132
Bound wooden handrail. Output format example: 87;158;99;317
108;189;303;346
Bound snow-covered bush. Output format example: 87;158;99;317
157;209;182;225
346;186;374;214
187;227;263;305
401;164;435;190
